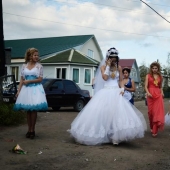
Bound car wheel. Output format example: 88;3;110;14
74;100;85;112
52;107;60;111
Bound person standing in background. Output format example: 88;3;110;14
14;48;48;139
145;62;164;137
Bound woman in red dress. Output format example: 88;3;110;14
145;62;164;137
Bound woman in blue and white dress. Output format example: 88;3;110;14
122;67;135;105
68;47;147;146
14;48;48;139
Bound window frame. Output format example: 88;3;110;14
84;68;92;85
10;66;19;81
88;49;94;59
130;68;137;78
72;67;80;84
55;67;67;79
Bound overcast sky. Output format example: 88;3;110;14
3;0;170;67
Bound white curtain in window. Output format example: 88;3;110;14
73;68;79;83
85;69;91;84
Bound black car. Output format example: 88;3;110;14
42;79;91;111
2;81;19;103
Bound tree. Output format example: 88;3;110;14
163;76;169;91
139;61;148;90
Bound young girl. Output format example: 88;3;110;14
145;62;164;137
68;47;147;145
122;67;135;105
13;48;48;139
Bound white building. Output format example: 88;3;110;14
5;35;103;96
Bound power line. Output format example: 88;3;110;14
127;0;170;8
140;0;170;24
45;0;170;17
3;12;170;39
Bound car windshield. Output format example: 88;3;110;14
42;79;52;88
75;83;81;89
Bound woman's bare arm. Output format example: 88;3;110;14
23;77;43;85
101;65;109;81
125;79;136;92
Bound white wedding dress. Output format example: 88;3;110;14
69;70;147;145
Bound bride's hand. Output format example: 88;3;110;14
106;59;111;66
120;91;124;96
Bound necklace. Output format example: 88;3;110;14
111;72;116;79
153;79;158;86
153;74;158;86
110;66;117;79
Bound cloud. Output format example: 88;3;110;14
140;43;153;47
3;0;170;40
2;0;170;66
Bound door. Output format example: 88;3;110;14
63;80;80;106
46;80;65;107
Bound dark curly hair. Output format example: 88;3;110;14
122;67;131;74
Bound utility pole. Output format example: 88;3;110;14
0;0;5;77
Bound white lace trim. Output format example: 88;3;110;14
20;62;43;78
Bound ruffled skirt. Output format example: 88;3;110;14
69;86;147;145
13;83;48;111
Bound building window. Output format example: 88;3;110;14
88;49;94;58
130;68;137;78
11;66;19;81
56;68;67;79
84;69;91;84
72;68;79;83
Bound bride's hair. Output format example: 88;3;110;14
106;47;119;68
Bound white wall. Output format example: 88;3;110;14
81;38;102;62
6;63;23;81
69;65;96;96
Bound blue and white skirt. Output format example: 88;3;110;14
13;83;48;111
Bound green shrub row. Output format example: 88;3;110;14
0;102;26;126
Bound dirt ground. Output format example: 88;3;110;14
0;99;170;170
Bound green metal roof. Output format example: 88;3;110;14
41;49;99;65
5;35;94;59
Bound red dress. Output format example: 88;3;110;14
147;74;164;134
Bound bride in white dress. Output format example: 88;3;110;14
68;47;147;145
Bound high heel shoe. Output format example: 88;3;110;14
26;132;30;138
30;131;35;139
152;133;157;137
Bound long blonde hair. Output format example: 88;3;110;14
149;62;163;84
25;48;38;63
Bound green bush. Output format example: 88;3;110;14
0;102;26;126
